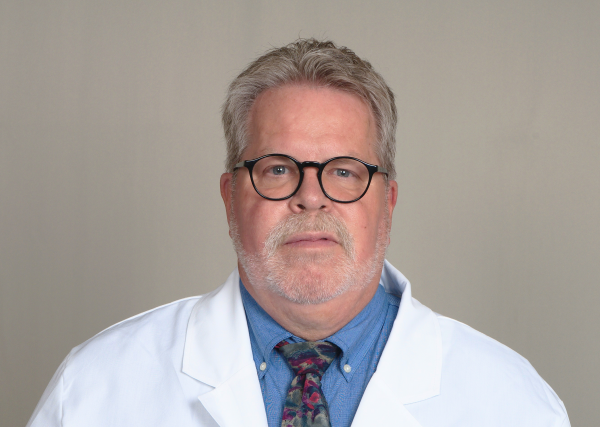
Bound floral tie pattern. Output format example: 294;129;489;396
275;340;340;427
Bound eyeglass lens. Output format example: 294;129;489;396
251;156;371;202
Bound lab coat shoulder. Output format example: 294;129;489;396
376;261;569;426
68;294;200;378
27;296;209;427
405;313;570;426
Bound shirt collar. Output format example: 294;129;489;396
239;281;292;378
240;279;391;382
327;285;390;381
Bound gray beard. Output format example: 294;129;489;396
230;209;389;305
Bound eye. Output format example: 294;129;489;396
334;168;353;178
270;165;288;175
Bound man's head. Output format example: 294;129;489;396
222;39;397;180
220;40;398;335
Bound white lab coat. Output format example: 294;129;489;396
28;261;569;427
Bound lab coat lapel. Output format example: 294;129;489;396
352;261;442;426
182;269;268;427
196;364;266;427
351;372;423;427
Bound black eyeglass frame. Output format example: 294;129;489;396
233;153;388;204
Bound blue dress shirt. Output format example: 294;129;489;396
240;280;400;427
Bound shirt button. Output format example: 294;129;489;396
260;362;267;371
344;364;352;373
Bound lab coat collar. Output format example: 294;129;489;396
182;269;268;426
375;259;442;404
183;268;250;387
350;261;441;427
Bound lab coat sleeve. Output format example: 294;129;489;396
26;353;69;427
559;415;571;427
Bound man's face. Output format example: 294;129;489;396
222;84;397;305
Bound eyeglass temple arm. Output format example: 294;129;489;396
376;166;388;174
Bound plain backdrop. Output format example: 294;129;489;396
1;1;599;426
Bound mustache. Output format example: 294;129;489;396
263;211;355;259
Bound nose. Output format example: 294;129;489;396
289;167;330;213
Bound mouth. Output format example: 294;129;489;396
284;233;339;248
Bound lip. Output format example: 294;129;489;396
284;233;339;246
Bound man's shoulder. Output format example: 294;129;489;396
429;314;568;424
66;296;202;374
436;313;535;370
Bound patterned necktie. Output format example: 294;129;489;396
275;340;340;427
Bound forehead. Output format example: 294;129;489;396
245;84;377;162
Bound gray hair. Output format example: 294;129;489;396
222;39;397;180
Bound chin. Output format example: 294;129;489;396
263;252;370;305
237;235;388;306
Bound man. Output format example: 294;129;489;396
28;39;569;427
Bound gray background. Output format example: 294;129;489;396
1;1;598;426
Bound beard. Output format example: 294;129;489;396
230;202;390;305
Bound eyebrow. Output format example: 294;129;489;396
251;150;368;161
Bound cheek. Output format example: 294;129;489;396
345;198;387;254
344;208;381;248
233;196;285;250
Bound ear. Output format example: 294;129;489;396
383;179;398;246
386;179;398;219
220;173;234;228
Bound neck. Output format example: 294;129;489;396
238;263;380;341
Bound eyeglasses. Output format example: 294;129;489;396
234;154;388;203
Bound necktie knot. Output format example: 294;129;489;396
276;340;340;377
